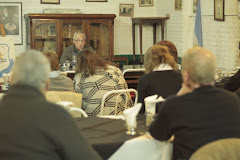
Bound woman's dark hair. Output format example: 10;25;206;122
75;49;112;76
43;51;60;70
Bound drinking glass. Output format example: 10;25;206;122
125;116;137;135
2;74;10;90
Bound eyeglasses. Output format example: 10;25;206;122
74;39;86;43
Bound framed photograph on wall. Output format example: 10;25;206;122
41;0;60;4
214;0;225;21
119;4;134;17
0;2;22;45
238;0;240;18
193;0;197;14
86;0;107;2
139;0;153;7
175;0;182;11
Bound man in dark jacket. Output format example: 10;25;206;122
0;50;101;160
60;31;93;65
149;47;240;160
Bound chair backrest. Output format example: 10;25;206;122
45;91;82;109
99;88;138;116
68;107;88;117
122;68;145;76
190;138;240;160
122;68;145;89
56;101;88;118
113;56;128;65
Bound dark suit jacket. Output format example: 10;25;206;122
149;86;240;160
137;70;182;113
0;84;101;160
60;45;93;65
223;69;240;92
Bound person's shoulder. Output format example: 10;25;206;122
41;101;72;118
139;72;155;80
84;45;94;51
159;95;179;112
216;87;239;98
64;45;74;51
59;75;73;82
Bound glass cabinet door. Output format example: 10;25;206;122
34;22;56;52
88;22;109;59
62;20;83;52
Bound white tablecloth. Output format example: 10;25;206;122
109;133;172;160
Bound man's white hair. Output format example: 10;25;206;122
11;50;50;90
73;31;86;40
182;47;216;84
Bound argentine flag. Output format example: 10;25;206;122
193;0;203;47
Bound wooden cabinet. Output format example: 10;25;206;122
25;14;116;60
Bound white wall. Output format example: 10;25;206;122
156;0;240;69
1;0;156;57
1;0;240;69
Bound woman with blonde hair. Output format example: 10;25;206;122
137;45;182;113
74;49;132;116
156;40;178;63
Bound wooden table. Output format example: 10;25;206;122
131;17;169;62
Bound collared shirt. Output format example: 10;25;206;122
153;64;173;72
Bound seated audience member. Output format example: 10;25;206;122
137;45;182;113
60;31;93;65
156;40;178;63
222;69;240;92
43;51;74;91
149;47;240;160
74;49;132;116
0;50;101;160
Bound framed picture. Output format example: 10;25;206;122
238;0;240;18
48;25;56;36
41;0;60;4
0;2;22;45
175;0;182;11
86;0;107;2
214;0;224;21
139;0;153;7
119;4;134;17
193;0;197;14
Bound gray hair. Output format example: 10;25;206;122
73;31;86;40
182;47;216;84
11;50;50;90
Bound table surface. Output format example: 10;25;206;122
74;115;148;160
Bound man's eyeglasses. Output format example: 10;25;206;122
74;39;86;43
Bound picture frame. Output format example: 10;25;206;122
119;4;134;17
86;0;107;2
41;0;60;4
48;25;56;36
0;2;22;45
214;0;225;21
175;0;182;11
139;0;153;7
193;0;197;14
238;0;240;18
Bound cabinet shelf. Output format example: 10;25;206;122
35;36;56;40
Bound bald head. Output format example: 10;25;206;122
182;47;216;84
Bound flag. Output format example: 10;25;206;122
193;0;203;47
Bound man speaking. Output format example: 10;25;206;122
60;31;93;65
